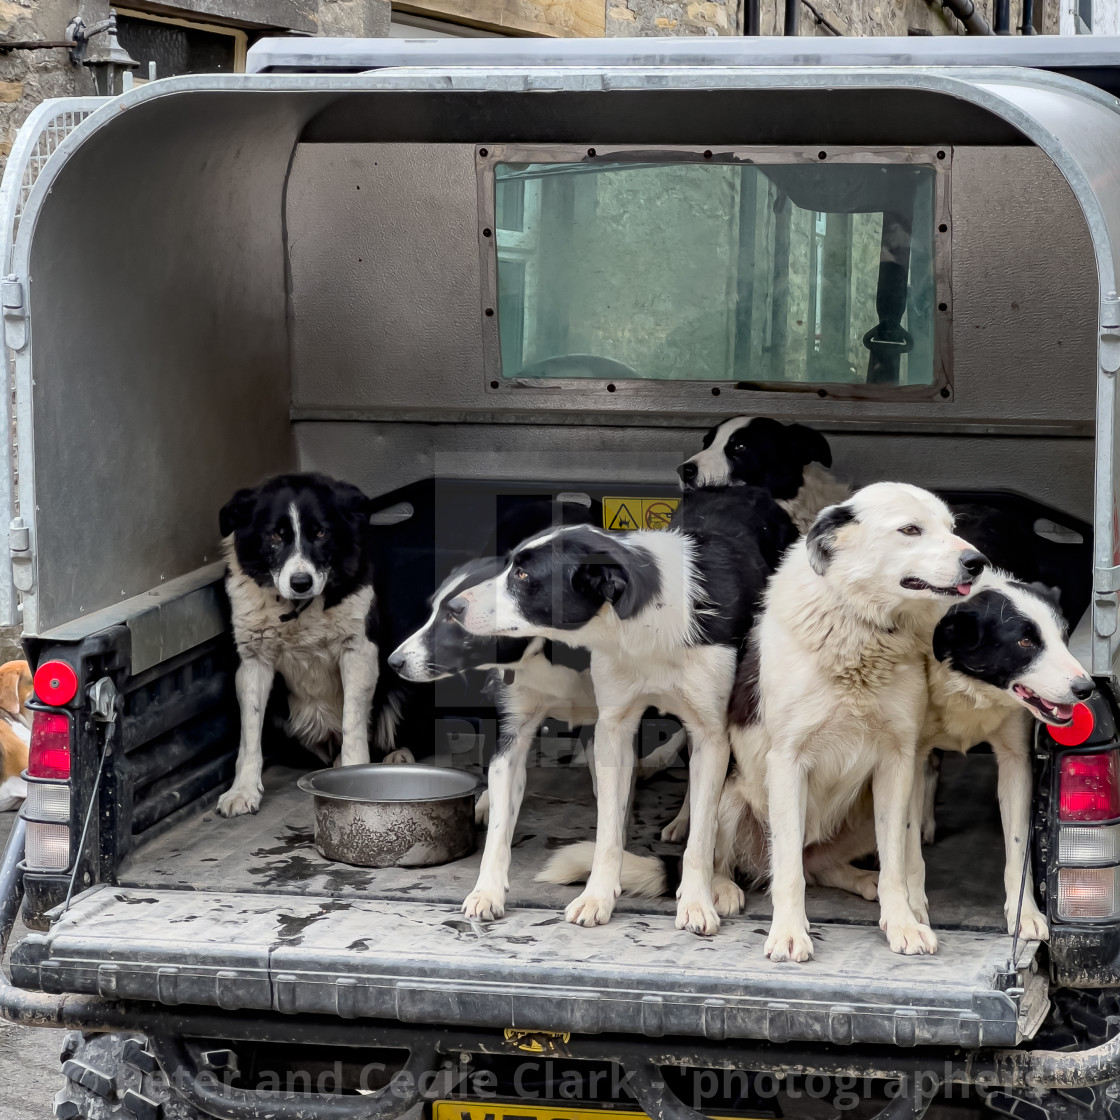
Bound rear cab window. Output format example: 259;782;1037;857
482;147;949;400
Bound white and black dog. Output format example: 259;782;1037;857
448;488;795;935
389;556;686;921
722;484;988;960
678;416;850;533
217;473;412;818
908;575;1093;939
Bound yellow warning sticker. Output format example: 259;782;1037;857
602;497;679;532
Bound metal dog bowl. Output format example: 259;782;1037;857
298;764;481;869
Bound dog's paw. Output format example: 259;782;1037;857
565;891;616;927
677;896;721;935
882;917;938;956
712;875;745;917
765;922;814;963
474;789;490;826
462;888;505;922
852;869;880;902
217;782;262;818
1009;907;1049;942
382;748;415;765
660;814;690;843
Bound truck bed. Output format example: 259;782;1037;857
11;750;1049;1048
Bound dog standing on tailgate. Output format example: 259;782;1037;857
389;555;688;921
217;473;412;818
0;660;31;811
728;483;988;960
907;576;1093;940
449;489;794;935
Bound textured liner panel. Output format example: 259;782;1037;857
13;882;1039;1048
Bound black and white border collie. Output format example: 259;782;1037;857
678;416;850;533
448;490;793;935
389;556;689;921
217;473;412;818
913;574;1093;940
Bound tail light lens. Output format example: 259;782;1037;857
1060;751;1120;822
24;821;70;871
1059;822;1120;865
28;711;71;779
1058;866;1120;919
22;780;71;822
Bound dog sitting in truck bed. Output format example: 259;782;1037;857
216;473;413;818
449;485;796;935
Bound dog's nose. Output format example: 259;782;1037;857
387;650;405;672
1071;676;1096;701
289;572;313;595
677;461;698;485
447;596;467;617
959;550;988;579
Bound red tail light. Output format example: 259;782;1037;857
1050;703;1096;747
33;660;78;706
28;711;71;779
1061;751;1120;822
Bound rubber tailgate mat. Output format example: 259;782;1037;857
12;885;1045;1048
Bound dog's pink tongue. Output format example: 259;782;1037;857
1053;703;1075;721
956;582;972;596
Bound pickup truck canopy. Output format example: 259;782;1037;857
2;62;1119;684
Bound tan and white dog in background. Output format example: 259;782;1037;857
0;660;33;811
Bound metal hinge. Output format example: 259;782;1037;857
502;1028;571;1053
2;275;26;351
9;516;31;592
1096;565;1120;594
1101;290;1120;374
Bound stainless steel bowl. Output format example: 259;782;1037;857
297;764;481;868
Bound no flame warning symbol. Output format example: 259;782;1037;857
603;497;680;532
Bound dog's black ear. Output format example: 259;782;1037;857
1025;581;1064;611
573;562;630;612
333;481;374;522
806;502;856;576
219;488;257;537
787;422;832;468
932;609;981;664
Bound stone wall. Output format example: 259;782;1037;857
604;0;1061;36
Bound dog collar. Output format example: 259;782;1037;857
279;597;314;623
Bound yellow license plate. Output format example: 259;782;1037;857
602;497;679;532
436;1106;645;1120
435;1103;761;1120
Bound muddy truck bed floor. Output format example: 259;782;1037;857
11;751;1048;1049
113;749;1010;929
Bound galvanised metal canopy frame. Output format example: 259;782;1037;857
2;62;1120;683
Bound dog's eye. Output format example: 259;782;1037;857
1018;637;1035;648
898;525;922;537
314;529;326;540
269;531;282;544
514;568;529;581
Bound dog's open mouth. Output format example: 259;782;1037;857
1013;684;1075;726
900;577;973;597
